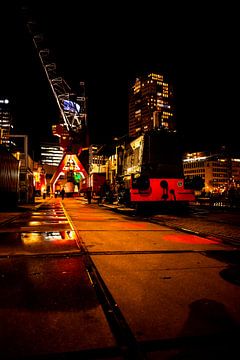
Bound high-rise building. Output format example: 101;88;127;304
128;73;175;138
0;97;14;148
40;142;64;166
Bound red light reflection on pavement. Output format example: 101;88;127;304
121;222;149;229
163;233;220;244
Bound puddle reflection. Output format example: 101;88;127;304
21;230;77;244
28;220;68;226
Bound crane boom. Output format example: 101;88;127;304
21;5;88;149
20;3;90;198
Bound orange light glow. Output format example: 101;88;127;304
163;234;220;244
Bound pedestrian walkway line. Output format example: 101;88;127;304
61;202;82;251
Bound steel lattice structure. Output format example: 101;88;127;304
21;5;87;149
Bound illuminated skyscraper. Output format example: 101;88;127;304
40;142;64;166
0;97;14;148
128;73;175;138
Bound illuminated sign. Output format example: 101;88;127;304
130;135;144;150
148;73;163;81
63;100;80;114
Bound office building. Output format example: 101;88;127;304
128;73;175;138
0;97;14;148
40;142;64;166
183;151;240;193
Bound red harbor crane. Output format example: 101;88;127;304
21;5;89;195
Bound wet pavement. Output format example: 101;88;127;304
1;197;240;359
1;197;240;244
0;198;120;359
0;256;118;359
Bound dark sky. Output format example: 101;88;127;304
1;1;238;159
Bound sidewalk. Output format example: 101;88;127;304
1;197;240;246
0;195;106;225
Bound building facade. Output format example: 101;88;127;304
40;142;64;166
183;151;240;194
128;73;175;138
0;97;14;148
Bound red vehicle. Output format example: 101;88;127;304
118;129;195;209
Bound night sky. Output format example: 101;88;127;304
1;1;238;160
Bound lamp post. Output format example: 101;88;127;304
114;134;127;179
116;145;124;177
